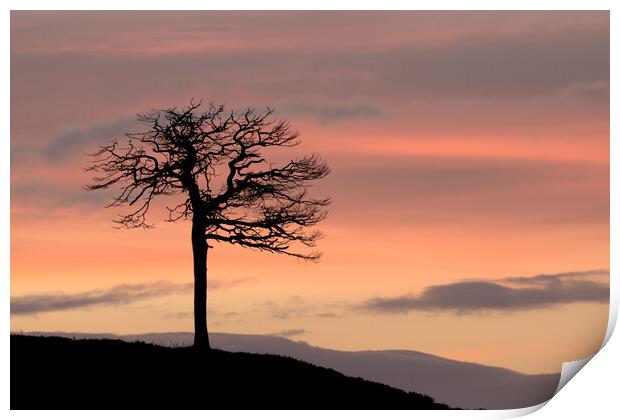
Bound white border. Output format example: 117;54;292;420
3;1;617;419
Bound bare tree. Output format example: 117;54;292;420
86;101;330;349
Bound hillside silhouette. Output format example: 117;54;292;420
11;335;451;409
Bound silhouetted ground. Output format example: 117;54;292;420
11;335;452;409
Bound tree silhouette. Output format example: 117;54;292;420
86;102;330;349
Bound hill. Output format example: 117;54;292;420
10;335;451;409
24;331;560;409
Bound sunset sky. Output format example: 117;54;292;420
10;11;609;374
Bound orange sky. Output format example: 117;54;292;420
10;11;609;374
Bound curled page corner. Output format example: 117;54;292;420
554;355;595;396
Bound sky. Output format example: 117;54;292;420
10;11;609;374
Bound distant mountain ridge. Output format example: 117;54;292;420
23;331;560;409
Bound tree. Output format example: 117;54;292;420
86;101;331;349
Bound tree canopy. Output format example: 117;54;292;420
86;101;331;260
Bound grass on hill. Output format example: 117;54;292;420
11;335;451;409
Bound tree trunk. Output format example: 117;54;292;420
192;217;210;350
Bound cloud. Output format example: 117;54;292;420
11;281;192;316
14;17;608;110
11;11;607;59
10;14;609;158
360;270;609;314
281;103;384;123
256;297;343;320
160;309;241;320
11;180;110;212
42;117;137;162
11;12;608;150
207;278;252;291
271;328;308;337
315;312;337;318
11;278;251;316
161;311;193;320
